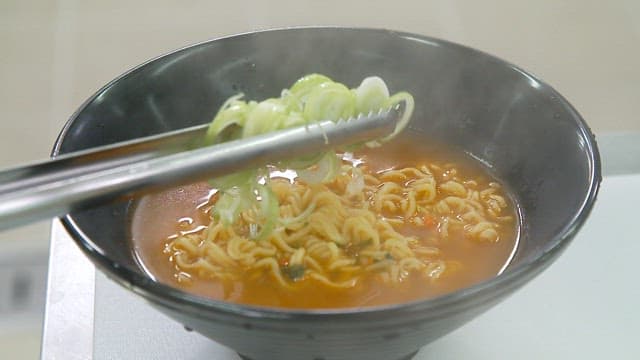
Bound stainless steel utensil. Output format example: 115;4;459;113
0;105;402;230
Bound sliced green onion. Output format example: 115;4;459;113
366;91;415;147
283;151;324;170
297;152;340;184
354;76;390;114
208;169;256;190
213;185;253;226
204;93;249;145
303;82;356;122
251;184;279;241
242;98;289;137
289;74;333;100
203;74;415;235
382;91;415;143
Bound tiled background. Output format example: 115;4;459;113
1;1;639;358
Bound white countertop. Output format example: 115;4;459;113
41;135;640;359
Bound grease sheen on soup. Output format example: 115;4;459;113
131;138;519;309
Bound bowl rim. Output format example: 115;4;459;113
53;26;602;324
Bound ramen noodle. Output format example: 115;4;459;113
132;139;519;308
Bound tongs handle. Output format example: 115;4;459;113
0;106;402;231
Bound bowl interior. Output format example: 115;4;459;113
55;28;599;312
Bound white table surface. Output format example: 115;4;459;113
42;136;640;360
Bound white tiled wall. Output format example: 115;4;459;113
1;1;639;358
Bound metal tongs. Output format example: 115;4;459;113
0;105;404;230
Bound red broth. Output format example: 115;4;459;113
131;139;519;309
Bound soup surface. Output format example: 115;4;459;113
131;136;519;309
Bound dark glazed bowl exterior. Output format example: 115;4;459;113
53;28;601;360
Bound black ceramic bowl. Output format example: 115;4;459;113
54;28;600;360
